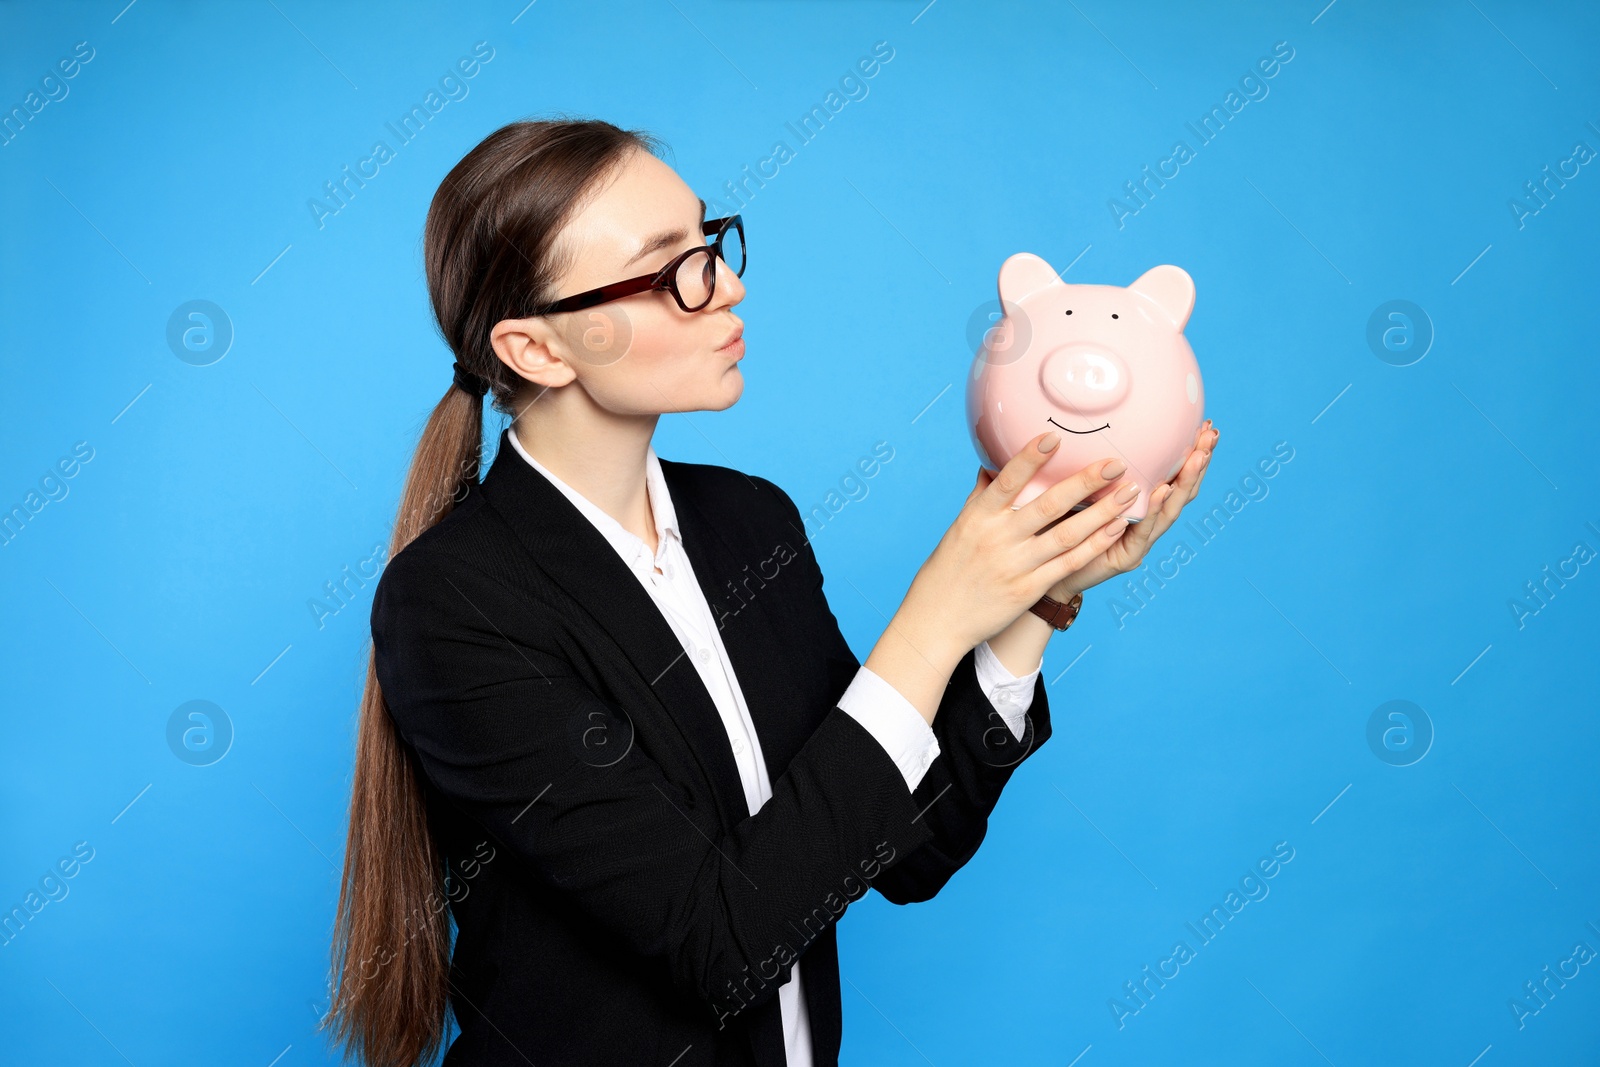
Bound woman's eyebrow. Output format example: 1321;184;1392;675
621;198;709;270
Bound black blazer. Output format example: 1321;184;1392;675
370;428;1054;1066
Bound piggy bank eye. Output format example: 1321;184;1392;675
1064;310;1073;315
1111;313;1119;319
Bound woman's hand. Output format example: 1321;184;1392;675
869;427;1201;726
1044;419;1218;601
893;428;1155;662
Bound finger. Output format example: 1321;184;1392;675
1190;450;1210;501
1039;512;1133;589
1110;444;1208;566
982;431;1064;512
1101;482;1181;578
966;466;994;506
1020;454;1127;533
1114;518;1163;572
1161;479;1191;525
1173;445;1206;493
1145;459;1200;541
1126;483;1179;549
1027;470;1142;571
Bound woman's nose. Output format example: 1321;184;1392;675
712;255;745;309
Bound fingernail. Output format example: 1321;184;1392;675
1105;517;1129;537
1038;432;1060;453
1116;482;1140;502
1101;459;1126;479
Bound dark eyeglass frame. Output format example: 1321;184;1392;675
526;215;745;317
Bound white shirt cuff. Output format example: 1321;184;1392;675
836;665;942;793
974;640;1041;742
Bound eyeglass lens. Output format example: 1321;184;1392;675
671;223;745;310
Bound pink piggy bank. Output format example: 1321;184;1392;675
966;254;1205;522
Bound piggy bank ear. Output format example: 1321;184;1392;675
998;252;1061;304
1128;265;1196;330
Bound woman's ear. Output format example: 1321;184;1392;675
491;315;580;390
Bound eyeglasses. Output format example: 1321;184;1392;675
527;215;745;317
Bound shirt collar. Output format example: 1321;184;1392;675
505;430;680;570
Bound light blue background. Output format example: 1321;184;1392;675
3;1;1597;1064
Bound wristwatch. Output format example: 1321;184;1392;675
1030;590;1083;631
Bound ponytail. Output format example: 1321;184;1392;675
324;116;662;1067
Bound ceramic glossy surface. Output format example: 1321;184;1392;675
966;254;1206;522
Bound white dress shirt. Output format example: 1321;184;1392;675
507;433;1042;1066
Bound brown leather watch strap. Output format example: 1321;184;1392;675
1029;590;1083;630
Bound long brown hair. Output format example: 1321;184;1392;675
324;116;664;1067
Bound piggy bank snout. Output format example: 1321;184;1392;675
1038;343;1130;414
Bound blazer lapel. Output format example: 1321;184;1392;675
665;462;814;793
666;476;808;1067
474;430;752;829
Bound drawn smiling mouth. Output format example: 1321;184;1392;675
1047;417;1110;434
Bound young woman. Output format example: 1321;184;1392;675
327;117;1217;1067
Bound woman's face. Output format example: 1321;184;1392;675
494;148;747;416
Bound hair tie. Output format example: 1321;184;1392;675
452;360;489;398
